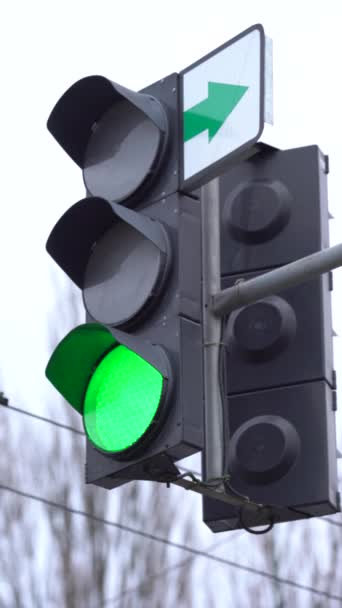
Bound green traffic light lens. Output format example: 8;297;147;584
83;345;164;453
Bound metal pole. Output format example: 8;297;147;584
201;178;224;481
212;242;342;317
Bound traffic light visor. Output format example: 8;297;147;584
47;75;168;203
46;197;171;326
46;324;115;413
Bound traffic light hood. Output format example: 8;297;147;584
47;75;168;168
46;196;170;290
45;323;115;413
46;323;172;415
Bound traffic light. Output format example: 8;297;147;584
45;74;204;489
203;145;340;532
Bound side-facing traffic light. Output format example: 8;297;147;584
203;145;340;532
46;74;204;489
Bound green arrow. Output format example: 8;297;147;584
183;81;248;143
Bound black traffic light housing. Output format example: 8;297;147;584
203;145;340;532
46;73;204;489
85;192;204;489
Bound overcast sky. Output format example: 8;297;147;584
1;0;342;521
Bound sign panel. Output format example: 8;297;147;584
181;24;265;190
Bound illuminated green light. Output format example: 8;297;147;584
83;345;164;453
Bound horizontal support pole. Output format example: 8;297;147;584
212;242;342;317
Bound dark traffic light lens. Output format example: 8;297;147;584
83;221;167;328
83;345;164;453
225;180;291;245
83;100;163;203
229;415;300;485
228;296;297;363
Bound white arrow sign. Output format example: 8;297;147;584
181;24;270;190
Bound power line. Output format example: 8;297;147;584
0;402;201;476
1;403;84;435
2;402;342;526
5;402;342;524
324;517;342;528
1;483;342;603
102;533;243;605
104;515;340;605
